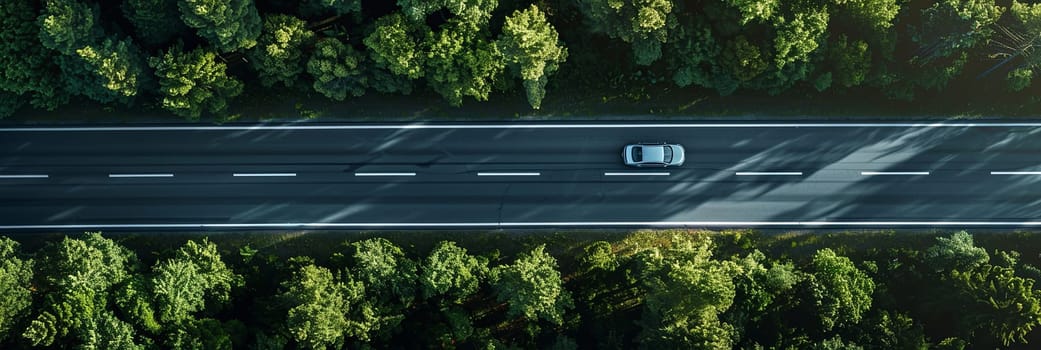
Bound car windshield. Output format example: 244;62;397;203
663;146;673;163
632;147;643;162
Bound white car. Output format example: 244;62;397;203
623;143;685;167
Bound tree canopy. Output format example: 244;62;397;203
491;244;573;325
149;45;244;120
423;20;505;106
810;248;875;331
420;241;487;303
306;38;367;100
177;0;262;52
498;5;568;109
249;14;315;88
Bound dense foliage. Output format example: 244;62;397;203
1;0;1037;119
2;230;1041;348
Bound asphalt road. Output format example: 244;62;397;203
4;122;1041;230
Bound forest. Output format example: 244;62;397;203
3;0;1041;120
2;229;1041;349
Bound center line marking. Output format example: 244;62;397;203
861;171;929;176
354;172;416;176
233;173;297;177
0;174;49;179
736;172;803;176
991;171;1041;175
477;172;540;176
605;172;670;176
109;174;174;178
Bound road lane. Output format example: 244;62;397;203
3;122;1041;229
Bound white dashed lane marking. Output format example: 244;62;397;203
109;174;174;178
604;172;670;176
735;172;803;176
861;171;930;176
354;172;417;177
477;172;540;176
0;174;49;179
233;173;297;177
991;171;1041;175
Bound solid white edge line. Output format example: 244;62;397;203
991;171;1041;175
604;172;670;176
736;172;803;176
109;174;174;178
232;173;297;177
354;172;417;176
477;172;540;176
0;174;49;179
861;171;930;176
6;221;1041;229
11;122;1041;132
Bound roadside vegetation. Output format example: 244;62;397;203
2;229;1041;348
4;0;1041;121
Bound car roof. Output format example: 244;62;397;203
640;145;665;163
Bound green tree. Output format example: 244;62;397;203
38;0;101;56
280;264;355;350
579;241;619;272
301;0;361;16
28;232;138;347
721;36;768;83
853;310;929;350
348;238;418;306
831;0;899;30
1007;67;1033;92
951;263;1041;346
726;0;779;25
0;237;33;342
813;335;864;350
0;91;23;119
424;20;505;106
398;0;443;22
150;45;244;120
306;38;367;100
925;231;990;272
770;5;829;72
637;236;738;349
365;13;428;79
0;0;67;113
998;1;1041;91
166;318;233;350
909;0;1003;92
114;277;162;334
914;0;1004;61
398;0;499;23
667;17;723;90
23;311;58;346
123;0;186;47
70;37;149;105
827;35;872;88
249;14;315;88
729;250;799;317
152;239;241;325
577;0;678;65
810;248;876;331
420;241;488;303
490;244;572;325
40;1;146;105
86;311;145;350
498;5;568;109
177;0;262;52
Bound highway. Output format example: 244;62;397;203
3;122;1041;230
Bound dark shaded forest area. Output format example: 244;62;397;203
2;229;1041;349
3;0;1041;120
